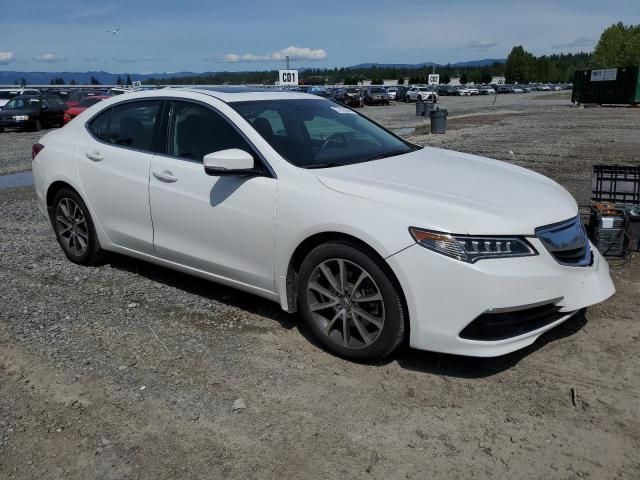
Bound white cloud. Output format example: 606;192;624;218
222;45;327;63
0;51;16;64
465;40;498;49
551;36;594;50
34;53;67;63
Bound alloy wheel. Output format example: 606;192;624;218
306;258;385;349
56;197;89;256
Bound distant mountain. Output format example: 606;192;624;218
347;62;440;69
346;59;505;69
0;70;209;85
0;58;508;85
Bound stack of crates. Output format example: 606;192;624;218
589;165;640;256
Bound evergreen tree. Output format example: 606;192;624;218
593;22;640;67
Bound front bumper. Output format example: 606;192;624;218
386;238;615;357
0;118;29;128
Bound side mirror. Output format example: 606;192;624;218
203;149;261;176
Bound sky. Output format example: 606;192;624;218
0;0;638;73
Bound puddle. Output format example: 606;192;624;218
0;171;33;190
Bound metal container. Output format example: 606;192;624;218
430;108;447;134
572;66;640;105
589;207;626;257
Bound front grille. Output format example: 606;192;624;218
535;216;592;267
460;302;570;341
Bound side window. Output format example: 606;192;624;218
88;108;111;141
168;101;252;162
107;100;161;152
40;99;50;109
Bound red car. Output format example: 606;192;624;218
63;96;109;124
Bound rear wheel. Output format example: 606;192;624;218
31;120;42;132
51;188;103;265
298;242;406;361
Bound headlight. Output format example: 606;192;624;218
409;227;537;263
13;115;29;121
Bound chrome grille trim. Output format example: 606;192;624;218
535;216;592;267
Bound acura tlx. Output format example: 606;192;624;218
31;87;614;361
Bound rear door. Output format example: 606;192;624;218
76;99;163;255
149;99;277;292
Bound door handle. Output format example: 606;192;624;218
85;150;103;162
152;170;178;183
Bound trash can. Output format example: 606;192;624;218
423;102;433;117
430;108;448;134
415;100;425;116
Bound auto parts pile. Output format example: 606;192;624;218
588;164;640;255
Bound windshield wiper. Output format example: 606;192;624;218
305;162;347;169
366;150;408;162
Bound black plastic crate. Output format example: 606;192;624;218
591;164;640;206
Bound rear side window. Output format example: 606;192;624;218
107;100;161;152
168;101;252;162
89;108;111;141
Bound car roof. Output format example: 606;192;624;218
95;86;319;103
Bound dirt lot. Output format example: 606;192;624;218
1;93;639;479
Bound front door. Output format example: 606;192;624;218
149;100;277;292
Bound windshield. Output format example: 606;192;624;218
231;99;418;169
346;88;359;93
370;88;385;93
4;98;39;109
79;97;103;107
0;92;17;100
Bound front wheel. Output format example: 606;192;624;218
298;242;406;361
51;188;103;265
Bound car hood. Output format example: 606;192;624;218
314;147;577;235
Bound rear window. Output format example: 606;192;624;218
106;100;161;152
0;92;17;100
88;108;111;141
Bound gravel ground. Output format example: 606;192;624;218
1;93;639;479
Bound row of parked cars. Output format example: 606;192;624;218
0;87;127;132
297;82;572;106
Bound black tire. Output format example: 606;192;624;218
31;119;42;132
297;241;406;361
51;188;103;265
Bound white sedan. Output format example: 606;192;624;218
32;87;614;361
405;86;438;102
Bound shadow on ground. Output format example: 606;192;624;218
107;252;587;379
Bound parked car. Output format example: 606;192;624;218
63;96;110;124
405;86;438;102
394;85;410;102
479;86;496;95
467;86;479;95
513;86;524;94
386;87;397;100
436;85;458;97
457;86;471;96
539;85;552;91
0;88;41;108
65;90;107;108
342;88;364;108
0;94;66;131
364;87;390;105
31;87;615;361
497;85;513;94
